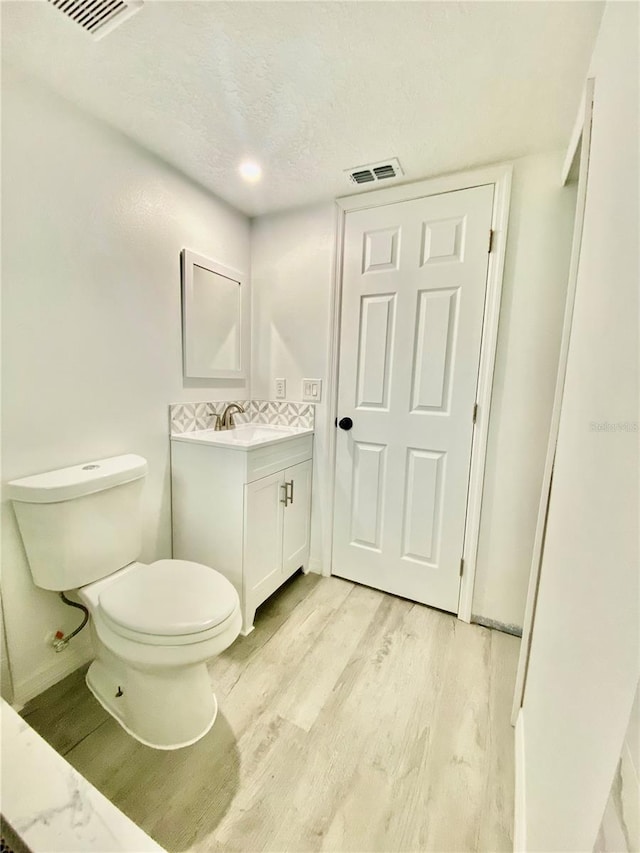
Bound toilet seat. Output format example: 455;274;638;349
97;559;239;641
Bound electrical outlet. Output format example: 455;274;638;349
302;379;322;402
275;378;286;399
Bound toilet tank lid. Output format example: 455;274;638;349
7;454;148;503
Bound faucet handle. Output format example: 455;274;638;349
212;414;223;431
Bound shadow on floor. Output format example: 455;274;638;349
20;656;246;850
51;701;240;851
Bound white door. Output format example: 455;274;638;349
282;459;312;575
333;184;494;613
244;471;284;606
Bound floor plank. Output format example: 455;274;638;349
274;581;384;732
212;569;321;694
477;629;521;852
20;663;109;756
21;574;520;853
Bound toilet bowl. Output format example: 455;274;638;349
7;454;242;751
79;559;241;749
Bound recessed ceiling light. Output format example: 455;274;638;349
239;161;262;182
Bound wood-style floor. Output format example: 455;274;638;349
21;573;520;853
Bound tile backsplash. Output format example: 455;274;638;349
250;400;315;428
169;400;315;434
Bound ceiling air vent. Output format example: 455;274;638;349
47;0;143;40
351;170;376;185
345;158;404;186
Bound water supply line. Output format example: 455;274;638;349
54;592;89;652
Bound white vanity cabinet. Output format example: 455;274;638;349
171;430;313;634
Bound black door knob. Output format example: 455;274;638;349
337;417;353;431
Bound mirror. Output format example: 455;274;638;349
181;249;248;379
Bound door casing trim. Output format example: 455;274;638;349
323;164;513;622
510;79;595;723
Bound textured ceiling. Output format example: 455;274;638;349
1;1;603;216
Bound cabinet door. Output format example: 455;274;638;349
244;471;285;606
282;459;313;577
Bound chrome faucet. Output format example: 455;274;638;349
220;403;245;430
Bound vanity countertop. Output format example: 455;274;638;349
171;423;313;451
1;700;164;853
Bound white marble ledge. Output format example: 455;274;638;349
1;700;164;853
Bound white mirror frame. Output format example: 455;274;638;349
181;249;248;380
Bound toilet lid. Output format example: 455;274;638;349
98;560;239;636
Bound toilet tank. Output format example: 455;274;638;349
7;455;148;591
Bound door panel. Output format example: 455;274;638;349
356;294;396;409
411;287;459;412
421;216;466;265
350;441;387;551
282;459;312;576
401;448;445;565
244;471;284;605
333;184;494;613
363;227;400;272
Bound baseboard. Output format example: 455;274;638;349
514;709;527;852
307;557;325;575
472;613;523;637
13;646;92;706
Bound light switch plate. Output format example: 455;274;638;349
275;378;286;399
302;378;322;403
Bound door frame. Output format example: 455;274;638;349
323;164;512;622
510;79;595;723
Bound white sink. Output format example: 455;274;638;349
170;423;313;451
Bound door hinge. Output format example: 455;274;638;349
488;229;495;253
472;403;478;424
459;558;465;577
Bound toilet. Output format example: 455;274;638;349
8;454;241;750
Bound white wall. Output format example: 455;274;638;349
519;4;639;850
251;203;336;571
473;153;577;629
1;67;251;703
251;152;575;630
